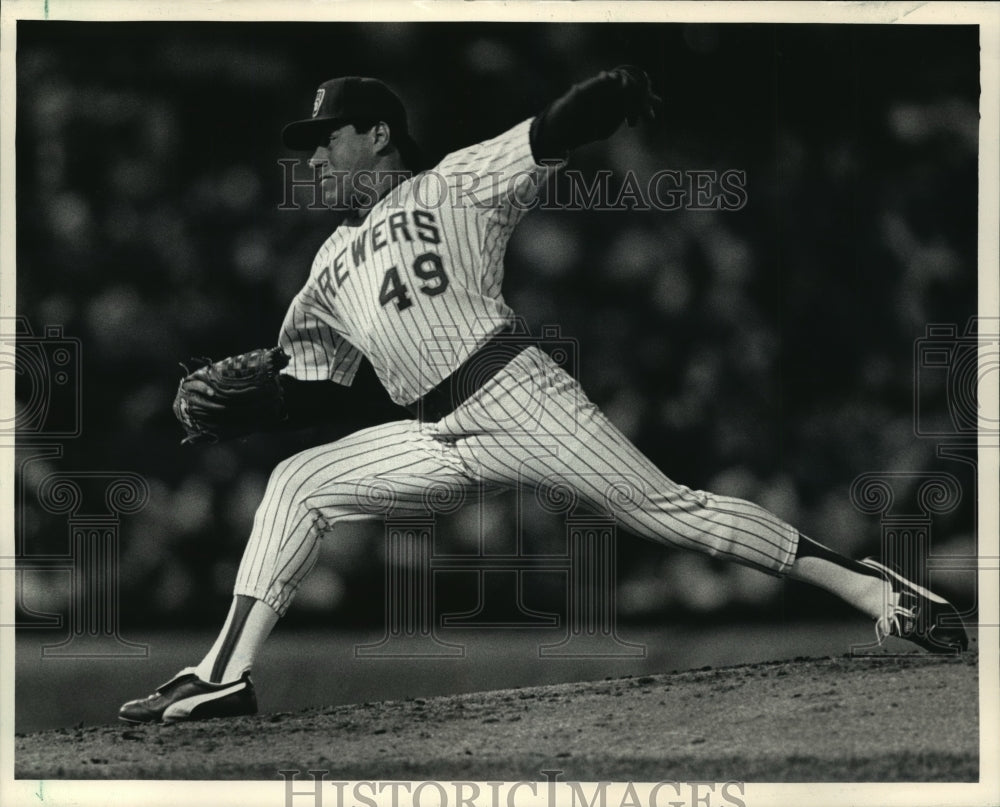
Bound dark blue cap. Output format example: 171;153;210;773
282;76;409;150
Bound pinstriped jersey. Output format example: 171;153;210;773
278;118;559;405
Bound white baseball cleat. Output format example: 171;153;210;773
860;558;969;653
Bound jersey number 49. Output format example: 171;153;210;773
379;252;450;312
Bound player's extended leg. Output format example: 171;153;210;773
443;347;967;654
119;419;482;723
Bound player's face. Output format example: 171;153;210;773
310;123;378;209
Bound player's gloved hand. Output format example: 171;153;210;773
172;347;290;445
609;65;663;127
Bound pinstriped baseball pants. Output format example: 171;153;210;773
235;347;799;616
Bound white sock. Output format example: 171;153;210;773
194;595;279;683
787;556;892;619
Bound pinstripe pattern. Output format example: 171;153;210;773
279;119;551;405
235;347;797;616
236;117;799;615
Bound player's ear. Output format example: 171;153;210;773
371;121;393;154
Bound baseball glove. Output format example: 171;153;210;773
172;347;290;445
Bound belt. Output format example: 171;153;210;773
405;325;529;421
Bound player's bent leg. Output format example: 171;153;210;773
120;419;479;723
232;419;474;615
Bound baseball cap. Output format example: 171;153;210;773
282;76;410;150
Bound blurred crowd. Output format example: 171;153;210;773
13;23;979;626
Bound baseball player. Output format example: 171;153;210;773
120;68;968;724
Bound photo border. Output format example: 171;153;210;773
1;2;996;806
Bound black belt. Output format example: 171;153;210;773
405;325;530;421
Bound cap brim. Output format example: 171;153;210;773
282;116;344;150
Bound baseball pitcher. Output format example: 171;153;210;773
121;68;968;723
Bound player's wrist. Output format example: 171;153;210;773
530;67;660;160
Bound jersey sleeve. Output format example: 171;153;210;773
277;285;362;385
420;118;563;213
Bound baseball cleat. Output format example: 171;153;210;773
118;668;257;724
860;558;969;653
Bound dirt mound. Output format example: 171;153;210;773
15;654;977;781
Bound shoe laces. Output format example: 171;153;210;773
875;600;918;645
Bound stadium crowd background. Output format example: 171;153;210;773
14;22;980;629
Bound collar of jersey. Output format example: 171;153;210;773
341;171;418;227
